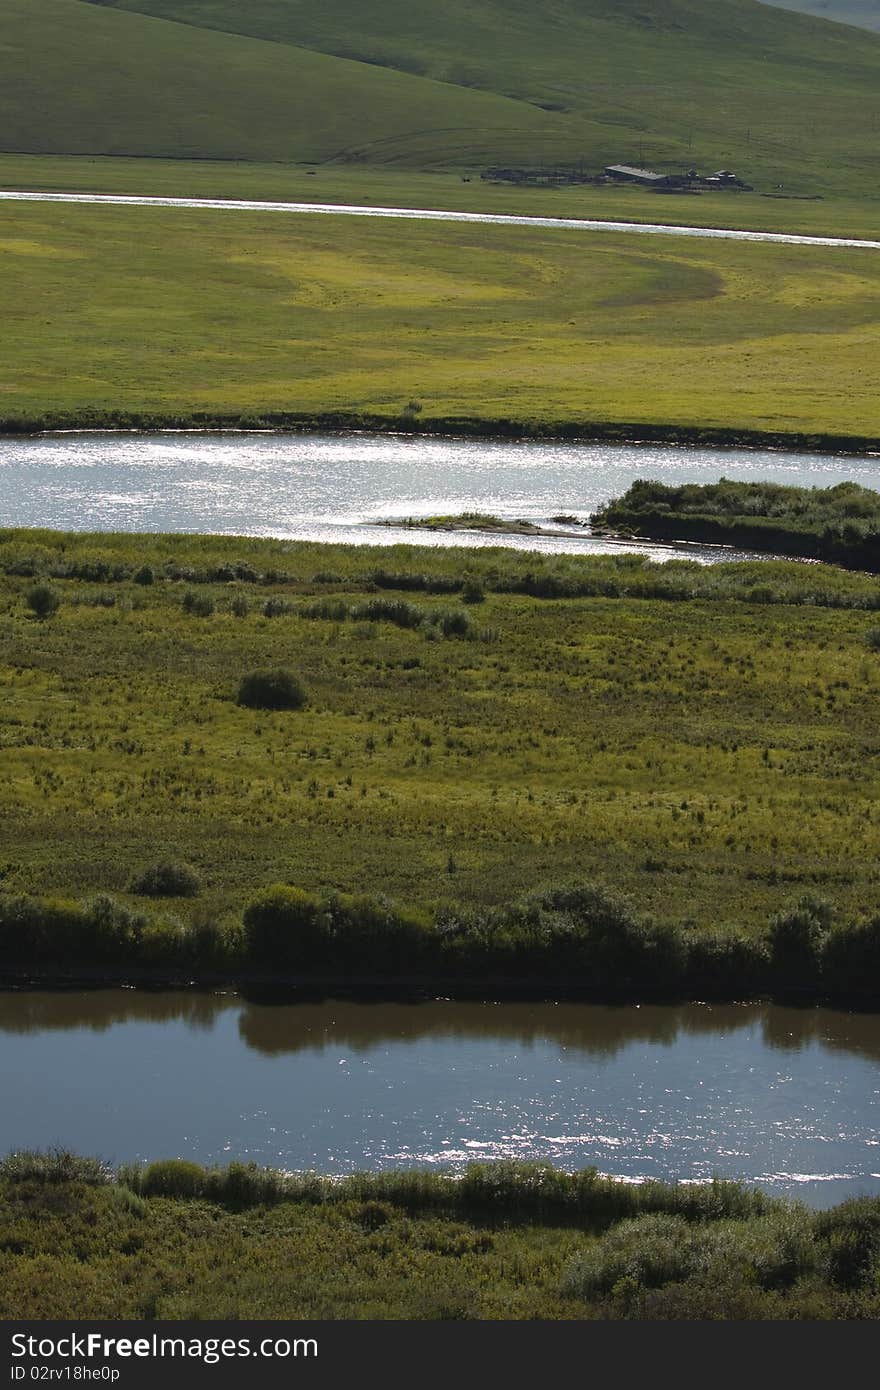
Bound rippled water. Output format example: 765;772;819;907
2;993;879;1208
2;431;879;560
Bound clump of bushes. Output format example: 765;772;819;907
352;598;423;629
461;578;485;604
768;894;832;988
0;891;238;968
130;860;202;899
181;590;214;617
426;608;471;638
561;1206;821;1308
302;598;350;621
262;597;291;618
118;1158;302;1210
236;669;307;711
242;885;430;971
0;1148;113;1186
0;892;147;964
25;584;60;619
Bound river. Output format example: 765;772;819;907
2;189;880;251
2;431;879;559
2;992;879;1209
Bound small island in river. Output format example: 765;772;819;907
371;511;589;537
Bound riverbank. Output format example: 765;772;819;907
592;478;880;571
1;1152;878;1319
3;875;879;1005
3;408;880;458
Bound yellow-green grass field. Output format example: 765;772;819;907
2;531;880;932
2;198;880;435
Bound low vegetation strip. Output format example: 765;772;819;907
2;880;879;1002
592;479;880;569
1;1151;879;1319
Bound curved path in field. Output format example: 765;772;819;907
1;189;879;249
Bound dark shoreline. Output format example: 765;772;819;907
2;966;878;1012
2;408;880;458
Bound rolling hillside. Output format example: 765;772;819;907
0;0;585;165
4;0;880;188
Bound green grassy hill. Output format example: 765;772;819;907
0;0;877;187
0;0;587;165
65;0;880;190
760;1;880;34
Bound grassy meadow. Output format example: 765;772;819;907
2;198;880;436
2;1153;880;1320
2;530;880;941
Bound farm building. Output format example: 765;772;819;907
603;164;685;186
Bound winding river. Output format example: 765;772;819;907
2;431;879;559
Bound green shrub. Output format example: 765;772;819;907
138;1159;207;1199
130;860;201;898
461;578;485;604
262;596;291;618
322;891;432;971
204;1162;290;1210
435;608;471;637
302;598;350;621
815;1197;880;1288
181;590;214;617
684;925;767;995
562;1207;819;1304
0;1148;112;1185
25;584;60;619
132;565;154;585
562;1214;696;1299
83;895;148;958
237;669;307;711
242;885;330;966
823;915;880;994
768;894;832;987
352;598;423;628
0;893;86;961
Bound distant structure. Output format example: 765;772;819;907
603;164;685;187
481;162;751;191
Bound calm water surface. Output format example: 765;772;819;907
2;432;879;560
2;993;879;1209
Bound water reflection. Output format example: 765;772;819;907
3;990;880;1065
